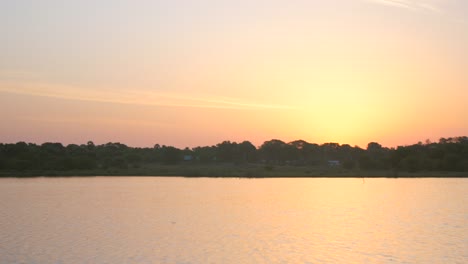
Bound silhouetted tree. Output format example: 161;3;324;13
161;146;181;165
0;136;467;175
238;141;257;163
259;139;288;164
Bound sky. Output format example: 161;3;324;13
1;0;467;148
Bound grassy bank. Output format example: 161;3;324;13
0;164;466;178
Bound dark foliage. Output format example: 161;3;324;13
0;136;467;173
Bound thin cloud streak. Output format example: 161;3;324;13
0;81;294;110
365;0;442;13
17;116;173;128
370;0;414;9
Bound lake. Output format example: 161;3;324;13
0;177;466;263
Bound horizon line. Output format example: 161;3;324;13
2;136;466;150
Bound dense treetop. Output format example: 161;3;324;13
0;137;467;173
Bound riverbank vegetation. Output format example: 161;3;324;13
0;137;467;177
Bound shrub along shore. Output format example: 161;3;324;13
1;137;467;177
0;165;466;178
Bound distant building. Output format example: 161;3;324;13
328;160;340;166
183;155;193;161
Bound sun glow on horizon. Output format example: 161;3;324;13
0;0;466;148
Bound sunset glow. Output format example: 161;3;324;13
1;0;467;148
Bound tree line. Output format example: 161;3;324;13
0;136;467;173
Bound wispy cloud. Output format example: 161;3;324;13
0;81;294;110
365;0;442;13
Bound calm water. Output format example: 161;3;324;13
0;177;466;263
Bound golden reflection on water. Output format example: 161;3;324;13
0;177;466;263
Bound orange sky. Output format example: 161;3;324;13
1;0;467;148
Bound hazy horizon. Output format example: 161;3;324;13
1;0;467;148
1;136;465;151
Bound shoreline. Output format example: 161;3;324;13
1;164;466;178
